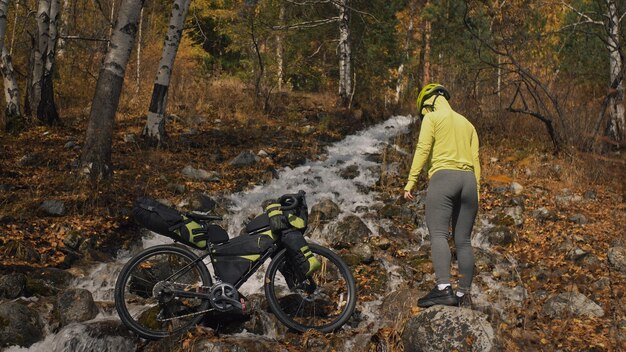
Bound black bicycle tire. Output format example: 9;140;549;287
264;243;357;332
114;244;212;340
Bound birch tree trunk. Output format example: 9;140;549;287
2;47;21;131
38;0;60;125
605;0;624;144
394;8;415;105
135;7;143;93
336;0;352;107
30;0;50;117
81;0;143;182
421;19;432;86
0;0;21;131
276;3;284;91
142;0;191;145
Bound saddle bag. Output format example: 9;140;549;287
132;197;213;249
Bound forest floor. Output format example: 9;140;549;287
1;90;625;351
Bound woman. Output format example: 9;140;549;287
403;83;480;308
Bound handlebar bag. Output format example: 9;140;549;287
133;197;209;249
264;192;309;235
211;233;274;285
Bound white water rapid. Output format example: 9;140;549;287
6;115;415;352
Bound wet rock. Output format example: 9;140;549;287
608;246;626;272
309;198;340;222
483;226;516;246
569;213;588;224
379;288;424;324
166;183;186;194
0;301;44;348
240;294;287;337
402;305;496;352
182;165;220;181
229;150;259;167
505;206;524;227
370;235;392;250
510;182;524;195
26;268;75;296
257;149;269;158
188;192;218;212
350;243;374;264
0;273;27;299
56;288;99;326
542;292;604;318
63;230;84;250
332;215;372;248
490;212;515;227
532;207;557;221
44;320;139;352
278;152;306;167
191;335;289;352
339;164;360;179
64;141;77;149
39;200;66;216
3;240;41;262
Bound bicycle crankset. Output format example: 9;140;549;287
209;282;244;312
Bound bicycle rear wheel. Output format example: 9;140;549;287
264;243;357;332
114;245;212;340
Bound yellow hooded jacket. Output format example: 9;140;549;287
404;95;480;198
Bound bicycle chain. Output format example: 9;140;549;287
154;281;215;322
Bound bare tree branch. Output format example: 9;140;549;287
561;1;603;25
272;17;341;30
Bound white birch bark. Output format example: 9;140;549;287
142;0;191;144
38;0;59;124
81;0;143;180
394;11;414;104
136;7;143;93
43;0;59;75
1;47;21;127
336;0;351;106
57;0;69;57
30;0;50;115
605;0;624;142
276;3;284;91
8;0;17;53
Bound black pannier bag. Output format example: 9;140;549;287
133;197;219;249
211;233;274;285
264;191;320;278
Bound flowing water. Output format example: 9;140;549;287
6;115;416;351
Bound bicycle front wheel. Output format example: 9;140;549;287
114;245;212;340
265;243;357;332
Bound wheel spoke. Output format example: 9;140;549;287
267;245;356;332
116;246;211;339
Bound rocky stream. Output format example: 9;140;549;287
1;115;622;351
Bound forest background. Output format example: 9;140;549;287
0;0;625;350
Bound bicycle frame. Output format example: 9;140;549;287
162;240;284;301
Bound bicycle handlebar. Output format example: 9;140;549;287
278;190;306;211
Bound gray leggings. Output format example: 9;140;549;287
425;169;478;293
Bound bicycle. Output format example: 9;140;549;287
114;191;357;340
